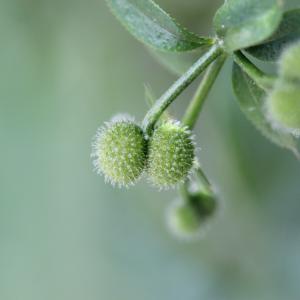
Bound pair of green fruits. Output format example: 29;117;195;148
92;116;195;189
92;117;218;239
92;42;300;190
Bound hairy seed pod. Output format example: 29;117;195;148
92;116;147;187
266;42;300;137
147;120;195;188
166;193;217;241
279;41;300;82
266;82;300;137
167;200;201;239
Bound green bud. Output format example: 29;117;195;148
266;82;300;137
147;120;196;189
92;115;147;187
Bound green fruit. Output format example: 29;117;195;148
166;199;205;240
170;204;200;233
279;41;300;82
189;191;217;218
92;116;147;187
266;42;300;137
266;82;300;137
147;120;196;188
166;180;218;240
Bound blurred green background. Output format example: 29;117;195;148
1;0;300;299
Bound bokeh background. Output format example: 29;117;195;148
1;0;300;299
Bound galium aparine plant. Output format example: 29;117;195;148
92;0;300;240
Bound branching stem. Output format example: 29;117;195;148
142;42;224;136
182;55;226;129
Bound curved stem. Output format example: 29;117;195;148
194;167;214;196
233;51;276;91
142;42;223;136
182;55;227;129
179;182;190;203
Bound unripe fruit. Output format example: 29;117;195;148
189;191;217;218
147;120;195;188
166;193;217;240
266;82;300;137
266;42;300;137
92;116;147;187
168;201;201;238
279;41;300;82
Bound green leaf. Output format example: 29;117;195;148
106;0;212;52
147;46;211;75
246;9;300;61
214;0;283;53
232;63;299;155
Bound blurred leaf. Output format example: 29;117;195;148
214;0;282;52
246;9;300;61
106;0;212;51
232;63;299;155
148;46;210;75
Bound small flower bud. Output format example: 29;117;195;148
92;115;147;187
147;120;196;188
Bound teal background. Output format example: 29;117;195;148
1;0;300;299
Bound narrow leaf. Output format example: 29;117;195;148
214;0;282;52
232;63;299;155
246;9;300;61
106;0;212;52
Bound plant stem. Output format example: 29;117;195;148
142;42;223;136
179;182;190;203
194;167;214;196
233;51;276;91
182;55;226;129
179;55;225;204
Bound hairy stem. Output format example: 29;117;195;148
182;55;226;129
142;42;223;136
234;51;276;91
179;182;190;203
194;167;214;196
